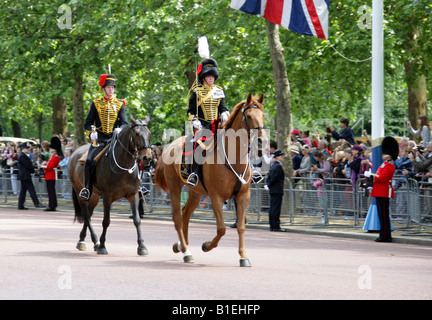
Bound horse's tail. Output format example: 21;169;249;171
153;158;169;193
72;188;85;223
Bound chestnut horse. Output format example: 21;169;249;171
68;116;152;256
154;93;266;267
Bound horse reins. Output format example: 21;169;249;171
110;122;150;174
222;103;265;185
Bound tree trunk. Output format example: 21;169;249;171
265;20;293;177
73;72;86;147
11;119;21;138
404;27;428;142
52;96;68;136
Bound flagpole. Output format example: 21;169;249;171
364;0;385;231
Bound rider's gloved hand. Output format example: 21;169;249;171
192;119;202;130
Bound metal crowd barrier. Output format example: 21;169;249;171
1;170;431;235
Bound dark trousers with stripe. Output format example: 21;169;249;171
45;180;57;209
18;179;41;208
269;193;283;230
376;197;391;240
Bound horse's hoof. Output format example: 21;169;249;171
93;242;100;251
137;246;149;256
240;259;251;267
201;241;210;252
183;255;194;263
172;241;181;253
76;241;86;251
97;247;108;255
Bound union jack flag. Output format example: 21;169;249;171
230;0;329;40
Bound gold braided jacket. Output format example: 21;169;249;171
188;84;225;122
91;97;124;135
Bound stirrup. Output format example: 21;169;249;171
79;188;91;200
186;173;199;187
139;186;150;196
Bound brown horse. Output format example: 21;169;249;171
154;93;266;267
68;116;152;256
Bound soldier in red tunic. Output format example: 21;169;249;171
42;137;63;211
365;136;398;242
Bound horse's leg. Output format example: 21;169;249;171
88;195;100;251
128;192;148;256
74;190;99;252
76;222;88;251
181;191;202;245
97;197;111;255
201;195;226;253
234;195;251;267
171;186;194;263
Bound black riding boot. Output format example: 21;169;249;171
79;165;95;200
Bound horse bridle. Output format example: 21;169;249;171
110;122;150;174
242;105;265;131
221;104;265;185
130;121;150;152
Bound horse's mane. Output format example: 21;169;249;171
223;96;264;129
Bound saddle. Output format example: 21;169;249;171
180;119;220;182
78;143;110;165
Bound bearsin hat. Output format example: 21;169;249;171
381;136;399;160
197;58;219;84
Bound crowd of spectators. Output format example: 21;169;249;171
1;115;431;209
288;116;432;189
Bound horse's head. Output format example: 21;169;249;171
241;93;266;151
129;116;152;163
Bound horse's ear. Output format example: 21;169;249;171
258;93;264;104
246;93;252;104
130;115;137;124
143;115;150;125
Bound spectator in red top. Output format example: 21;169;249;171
42;137;62;211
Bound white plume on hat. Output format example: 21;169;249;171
198;36;210;59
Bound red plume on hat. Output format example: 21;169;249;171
99;74;108;87
99;74;116;87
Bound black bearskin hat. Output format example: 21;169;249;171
49;136;63;157
99;74;116;87
197;58;219;84
381;136;399;160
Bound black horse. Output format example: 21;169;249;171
68;116;152;255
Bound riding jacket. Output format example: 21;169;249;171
187;83;229;127
85;96;128;142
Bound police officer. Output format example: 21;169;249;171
266;150;286;232
79;74;128;200
186;58;230;186
17;142;44;210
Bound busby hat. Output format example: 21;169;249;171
99;74;116;87
49;136;63;157
381;136;399;160
197;58;219;84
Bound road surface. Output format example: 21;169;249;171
0;208;431;300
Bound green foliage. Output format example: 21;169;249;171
0;0;430;141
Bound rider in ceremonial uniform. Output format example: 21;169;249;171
186;58;230;186
365;137;398;242
79;73;128;200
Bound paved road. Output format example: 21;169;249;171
1;208;431;300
